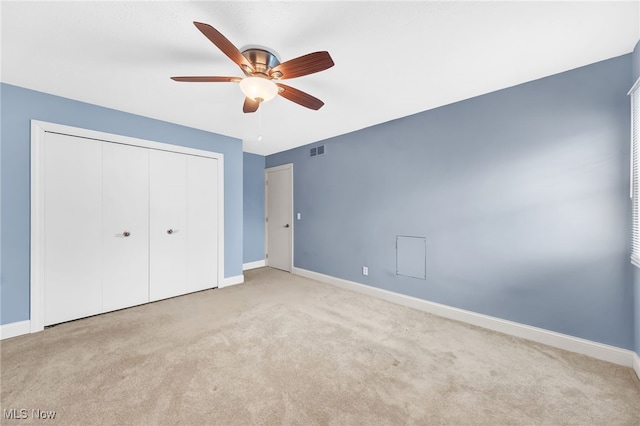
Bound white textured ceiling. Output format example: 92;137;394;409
2;1;639;155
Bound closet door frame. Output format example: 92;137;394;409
30;120;225;333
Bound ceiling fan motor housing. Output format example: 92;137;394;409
241;48;281;77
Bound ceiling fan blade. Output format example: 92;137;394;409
193;21;254;73
171;76;241;82
276;84;324;110
270;51;334;80
243;97;260;113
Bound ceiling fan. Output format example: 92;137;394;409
171;22;335;113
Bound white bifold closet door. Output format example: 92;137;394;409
41;130;220;326
148;152;219;300
44;133;103;326
186;155;219;293
149;150;188;301
102;143;150;312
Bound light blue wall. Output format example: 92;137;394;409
635;273;640;354
1;83;244;325
267;55;634;350
633;40;640;83
243;152;265;263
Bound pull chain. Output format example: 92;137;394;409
258;107;263;142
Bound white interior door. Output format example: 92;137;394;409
266;164;293;272
149;150;188;301
186;156;219;292
102;143;150;312
44;132;103;326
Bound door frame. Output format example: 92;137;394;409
30;120;225;332
264;164;294;272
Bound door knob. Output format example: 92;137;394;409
284;224;290;228
167;229;174;235
123;231;131;237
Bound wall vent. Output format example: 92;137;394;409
310;145;325;157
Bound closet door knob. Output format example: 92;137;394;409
123;231;131;237
167;229;173;235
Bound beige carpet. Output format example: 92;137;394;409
1;267;639;425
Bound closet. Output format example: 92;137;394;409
32;121;223;328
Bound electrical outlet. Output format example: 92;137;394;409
362;266;368;276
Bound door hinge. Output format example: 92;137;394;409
266;253;268;259
266;217;268;222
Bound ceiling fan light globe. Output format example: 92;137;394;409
239;77;278;103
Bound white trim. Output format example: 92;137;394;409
627;75;640;96
219;275;244;288
265;163;294;272
30;120;225;332
31;120;225;159
243;260;266;270
31;121;46;332
633;352;640;380
1;321;31;340
216;156;225;286
265;163;294;173
292;267;636;368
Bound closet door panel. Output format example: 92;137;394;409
149;150;188;301
186;156;219;293
44;133;103;326
102;143;150;312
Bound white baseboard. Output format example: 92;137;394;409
292;267;636;368
633;352;640;380
219;274;244;288
0;320;31;340
243;260;266;271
